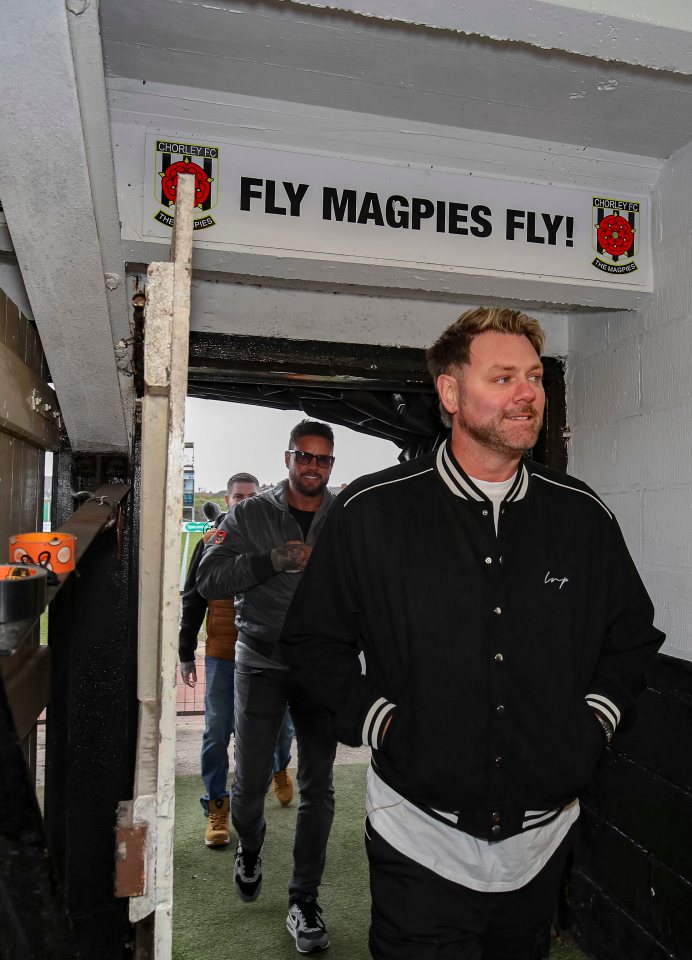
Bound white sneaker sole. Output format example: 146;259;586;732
285;917;329;954
205;836;231;847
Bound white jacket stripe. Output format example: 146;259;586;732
586;693;621;728
362;697;396;747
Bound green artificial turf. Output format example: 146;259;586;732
173;765;588;960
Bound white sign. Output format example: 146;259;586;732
143;135;649;286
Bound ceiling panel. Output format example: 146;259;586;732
100;0;692;158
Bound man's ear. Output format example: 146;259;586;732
284;450;291;470
437;373;461;417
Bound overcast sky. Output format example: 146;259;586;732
184;397;400;491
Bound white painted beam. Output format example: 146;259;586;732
292;0;692;74
108;82;663;195
0;0;129;453
184;276;571;356
127;240;650;312
66;0;132;348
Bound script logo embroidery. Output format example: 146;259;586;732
545;571;569;590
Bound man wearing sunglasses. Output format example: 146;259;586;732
197;419;337;954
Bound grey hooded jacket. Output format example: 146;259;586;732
196;479;335;659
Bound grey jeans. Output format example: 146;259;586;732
232;662;337;899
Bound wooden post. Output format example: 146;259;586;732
129;174;194;960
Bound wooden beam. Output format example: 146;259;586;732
0;339;60;449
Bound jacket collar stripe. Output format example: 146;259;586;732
437;442;484;501
505;463;529;503
531;474;613;519
343;467;434;509
437;440;530;503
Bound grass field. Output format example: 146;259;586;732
193;491;226;514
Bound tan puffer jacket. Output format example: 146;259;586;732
205;597;237;660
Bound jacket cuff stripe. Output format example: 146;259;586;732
586;694;620;729
522;807;563;829
371;703;396;750
362;698;395;747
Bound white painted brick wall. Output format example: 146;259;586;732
567;139;692;662
642;319;692;408
599;490;642;562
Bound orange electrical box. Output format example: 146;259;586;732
8;532;77;574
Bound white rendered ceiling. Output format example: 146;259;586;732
100;0;692;159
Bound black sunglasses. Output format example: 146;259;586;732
288;449;335;468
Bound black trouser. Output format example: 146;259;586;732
232;663;337;900
365;821;574;960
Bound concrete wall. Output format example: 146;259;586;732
566;140;692;960
568;139;692;665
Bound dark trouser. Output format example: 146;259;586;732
232;663;337;900
366;821;574;960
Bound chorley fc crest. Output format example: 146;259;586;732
592;197;639;275
153;140;219;231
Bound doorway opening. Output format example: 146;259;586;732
170;330;569;958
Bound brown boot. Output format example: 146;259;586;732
272;768;294;806
205;796;231;847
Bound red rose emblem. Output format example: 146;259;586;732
160;158;212;208
597;215;634;258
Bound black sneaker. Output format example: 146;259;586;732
285;896;329;953
234;843;262;902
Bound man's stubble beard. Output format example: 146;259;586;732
291;475;329;498
455;406;543;457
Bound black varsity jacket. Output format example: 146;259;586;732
281;439;664;842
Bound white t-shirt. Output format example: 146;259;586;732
366;768;578;892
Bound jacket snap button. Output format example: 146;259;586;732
485;557;492;564
495;756;502;766
494;653;503;662
496;704;505;714
482;509;489;516
492;812;501;823
494;606;502;614
491;824;502;837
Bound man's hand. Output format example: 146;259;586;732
180;661;197;687
271;540;313;573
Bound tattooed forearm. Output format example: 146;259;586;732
271;541;313;573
